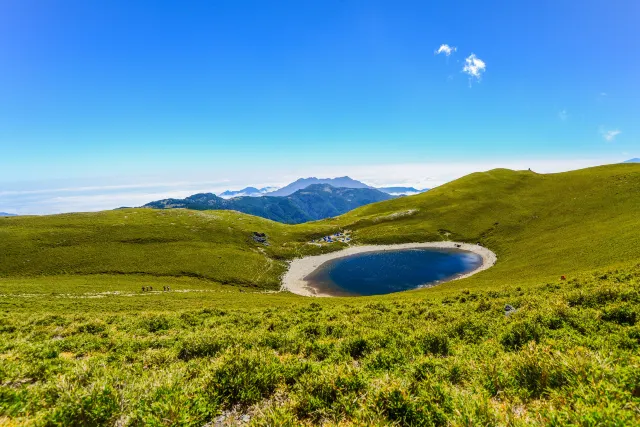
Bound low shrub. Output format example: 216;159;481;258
365;348;406;371
342;337;372;359
140;315;173;333
301;340;334;361
44;385;119;427
208;350;282;407
500;319;543;350
448;318;488;344
292;366;367;420
75;322;106;335
177;334;230;360
419;332;450;356
375;384;450;426
601;303;637;326
510;343;574;399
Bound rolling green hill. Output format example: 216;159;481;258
3;164;638;290
1;163;639;425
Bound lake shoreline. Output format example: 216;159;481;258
281;241;497;297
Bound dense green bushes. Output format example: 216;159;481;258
1;164;640;424
1;264;639;425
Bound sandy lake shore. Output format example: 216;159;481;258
281;241;497;297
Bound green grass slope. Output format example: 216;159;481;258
1;163;639;425
0;210;309;289
335;164;640;289
2;163;638;290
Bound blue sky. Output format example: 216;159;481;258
1;1;638;214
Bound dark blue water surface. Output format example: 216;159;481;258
304;248;482;296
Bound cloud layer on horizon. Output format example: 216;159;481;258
0;158;618;215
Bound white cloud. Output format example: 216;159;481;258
462;54;486;84
601;129;621;142
435;44;457;56
558;109;568;121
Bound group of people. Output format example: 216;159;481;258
141;286;171;292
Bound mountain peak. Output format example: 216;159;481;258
266;176;371;197
216;177;428;200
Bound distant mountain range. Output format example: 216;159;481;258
144;184;394;224
264;176;370;197
218;176;428;198
0;212;17;217
623;158;640;163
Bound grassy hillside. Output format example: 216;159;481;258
2;164;638;290
1;163;639;425
337;164;640;288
